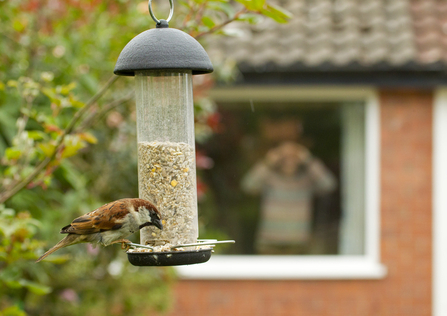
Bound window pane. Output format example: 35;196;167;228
340;103;365;255
198;101;365;255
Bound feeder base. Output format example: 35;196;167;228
127;248;212;266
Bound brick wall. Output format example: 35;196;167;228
166;89;433;316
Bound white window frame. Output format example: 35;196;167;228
433;89;447;316
177;86;387;279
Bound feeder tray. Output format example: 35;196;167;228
128;248;212;266
126;240;234;266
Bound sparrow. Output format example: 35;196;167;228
36;198;163;262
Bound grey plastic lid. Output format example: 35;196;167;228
114;20;213;76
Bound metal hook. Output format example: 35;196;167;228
148;0;174;24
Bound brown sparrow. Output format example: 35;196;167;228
36;198;162;262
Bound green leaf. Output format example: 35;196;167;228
208;2;235;18
41;87;56;101
61;136;86;159
237;13;262;24
235;0;268;11
20;280;52;295
79;132;98;144
234;0;256;11
4;279;22;289
201;16;216;28
38;143;56;157
78;74;99;95
20;107;32;118
234;0;266;10
68;94;85;108
27;131;46;141
0;305;26;316
12;19;25;32
261;4;292;23
5;148;21;160
60;82;76;95
253;0;266;10
4;166;18;177
0;206;15;217
6;80;18;88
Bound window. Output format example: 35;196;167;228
179;87;386;279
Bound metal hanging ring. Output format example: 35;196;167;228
148;0;174;24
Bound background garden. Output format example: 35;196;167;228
0;0;289;315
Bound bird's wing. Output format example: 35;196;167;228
60;200;129;235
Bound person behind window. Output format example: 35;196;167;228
241;141;337;255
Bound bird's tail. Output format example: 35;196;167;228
35;234;80;263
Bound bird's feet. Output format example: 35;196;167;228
111;239;131;251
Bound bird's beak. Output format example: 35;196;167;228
153;218;163;230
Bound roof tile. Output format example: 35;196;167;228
209;0;447;69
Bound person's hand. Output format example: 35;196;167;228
293;144;311;164
265;147;283;168
265;142;312;175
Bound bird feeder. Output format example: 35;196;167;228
114;0;233;266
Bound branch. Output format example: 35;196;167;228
193;9;248;40
76;90;134;133
194;1;208;27
0;75;120;204
62;75;120;137
181;0;196;29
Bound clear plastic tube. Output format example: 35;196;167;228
135;70;198;246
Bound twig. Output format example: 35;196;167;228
76;90;134;132
194;1;208;26
0;75;120;204
181;0;195;29
193;9;248;40
13;96;37;179
62;75;120;137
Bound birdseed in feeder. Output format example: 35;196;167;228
138;141;198;246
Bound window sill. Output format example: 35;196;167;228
176;255;387;280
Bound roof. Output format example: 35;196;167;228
208;0;447;85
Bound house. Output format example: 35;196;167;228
168;1;447;315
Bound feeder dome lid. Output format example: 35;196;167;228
114;20;213;76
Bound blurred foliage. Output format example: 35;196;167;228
0;0;290;315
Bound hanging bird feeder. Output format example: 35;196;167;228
114;0;234;266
